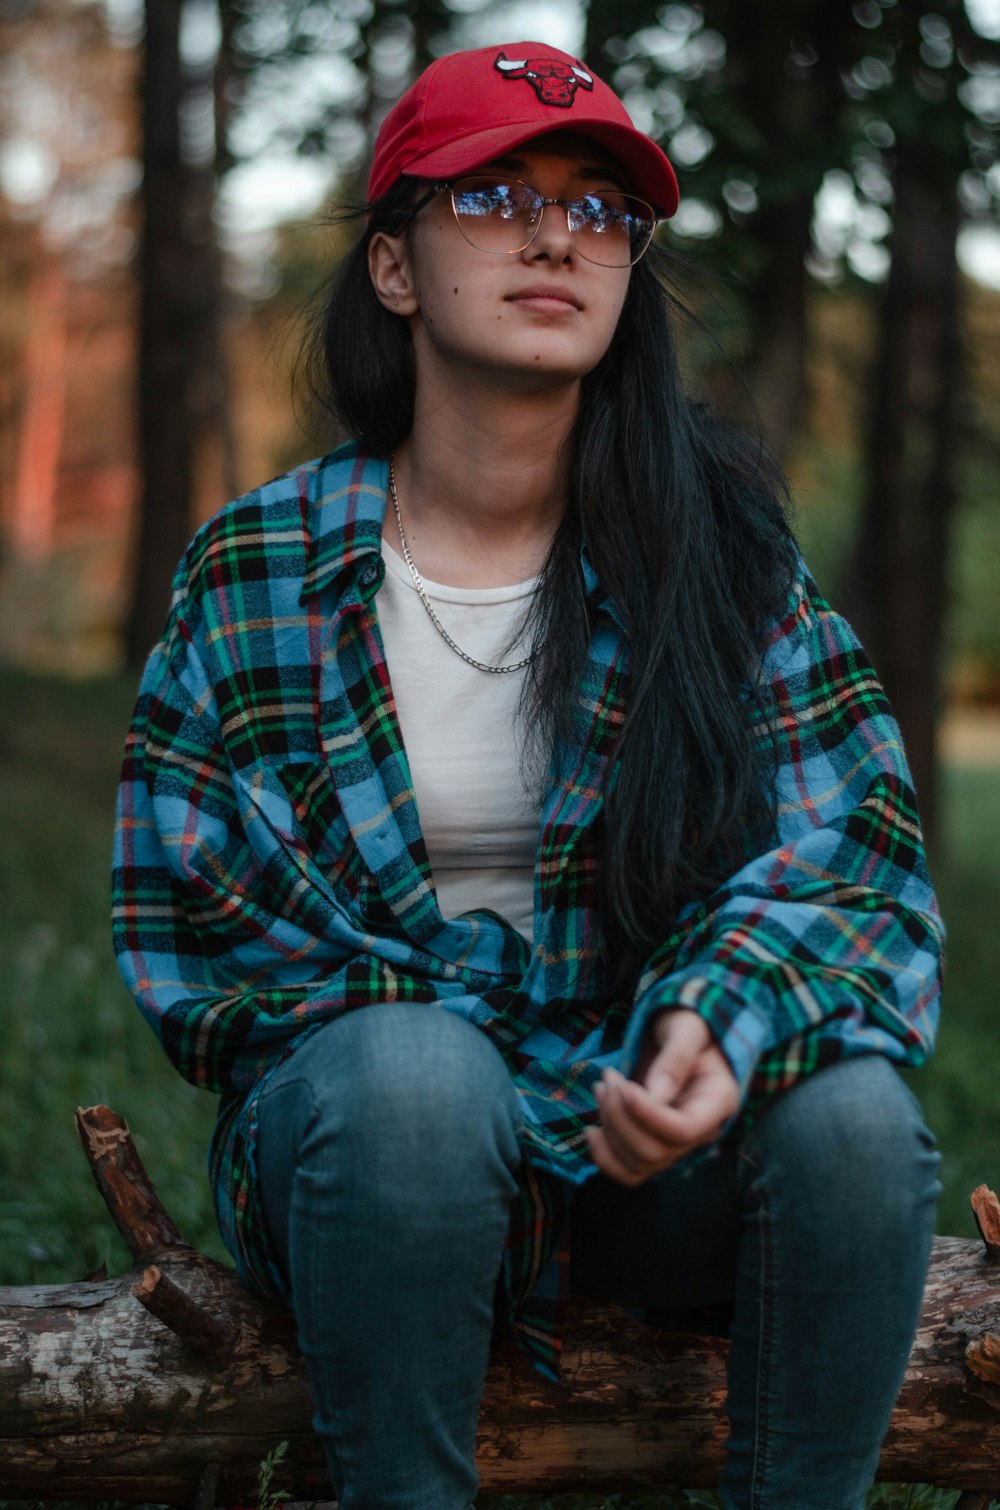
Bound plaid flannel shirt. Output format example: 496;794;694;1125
112;443;944;1384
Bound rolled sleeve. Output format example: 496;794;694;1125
618;552;944;1126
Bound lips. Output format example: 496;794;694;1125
506;284;583;310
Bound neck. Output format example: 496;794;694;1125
387;375;578;589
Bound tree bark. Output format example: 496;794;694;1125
712;0;857;459
0;1108;998;1504
126;0;194;665
838;137;962;850
126;0;232;667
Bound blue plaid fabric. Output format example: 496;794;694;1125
112;442;944;1383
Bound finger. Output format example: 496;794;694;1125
674;1069;742;1134
610;1065;738;1149
584;1124;658;1187
672;1062;741;1120
587;1080;720;1184
594;1080;668;1170
642;1012;711;1102
605;1068;700;1141
609;1063;715;1137
649;1071;735;1142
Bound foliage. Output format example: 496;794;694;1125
0;665;225;1286
586;1;998;261
219;0;459;192
215;0;1000;323
255;1439;292;1510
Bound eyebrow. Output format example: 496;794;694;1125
490;155;629;191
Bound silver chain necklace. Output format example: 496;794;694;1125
387;456;537;675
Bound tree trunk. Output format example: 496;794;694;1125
126;0;193;665
126;0;230;666
838;139;962;849
712;0;853;459
0;1108;998;1504
742;194;815;454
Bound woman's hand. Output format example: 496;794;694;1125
584;1008;742;1186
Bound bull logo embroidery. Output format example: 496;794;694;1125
494;52;594;108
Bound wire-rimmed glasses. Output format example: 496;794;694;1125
404;175;660;267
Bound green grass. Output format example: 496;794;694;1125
0;666;226;1284
909;760;1000;1239
0;662;997;1509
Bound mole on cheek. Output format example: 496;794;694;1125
453;286;459;294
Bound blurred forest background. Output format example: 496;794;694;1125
1;2;1000;1505
2;0;1000;816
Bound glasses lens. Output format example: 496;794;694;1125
448;179;657;265
450;178;540;254
568;192;656;266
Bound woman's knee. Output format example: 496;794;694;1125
260;1002;525;1178
739;1054;941;1235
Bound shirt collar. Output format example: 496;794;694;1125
301;443;388;601
299;441;624;630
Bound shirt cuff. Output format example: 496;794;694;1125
618;967;772;1107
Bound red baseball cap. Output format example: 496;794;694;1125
368;41;680;217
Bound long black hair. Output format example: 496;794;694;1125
304;179;799;993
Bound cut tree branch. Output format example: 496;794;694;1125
971;1183;1000;1261
74;1104;188;1261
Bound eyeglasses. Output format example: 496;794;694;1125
403;175;659;267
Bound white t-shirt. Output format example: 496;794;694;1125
376;540;542;941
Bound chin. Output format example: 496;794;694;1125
492;339;608;385
500;360;595;391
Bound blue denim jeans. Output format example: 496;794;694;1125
255;1001;941;1510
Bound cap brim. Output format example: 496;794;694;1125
400;118;679;218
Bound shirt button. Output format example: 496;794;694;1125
359;563;378;587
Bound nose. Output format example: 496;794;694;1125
521;200;576;264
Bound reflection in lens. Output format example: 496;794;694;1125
448;177;656;266
570;193;655;265
451;179;538;253
453;183;516;219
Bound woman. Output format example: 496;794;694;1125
113;40;944;1510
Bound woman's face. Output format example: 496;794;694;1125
368;132;634;394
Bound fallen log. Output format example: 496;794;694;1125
0;1106;998;1505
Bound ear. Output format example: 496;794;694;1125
368;231;420;318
